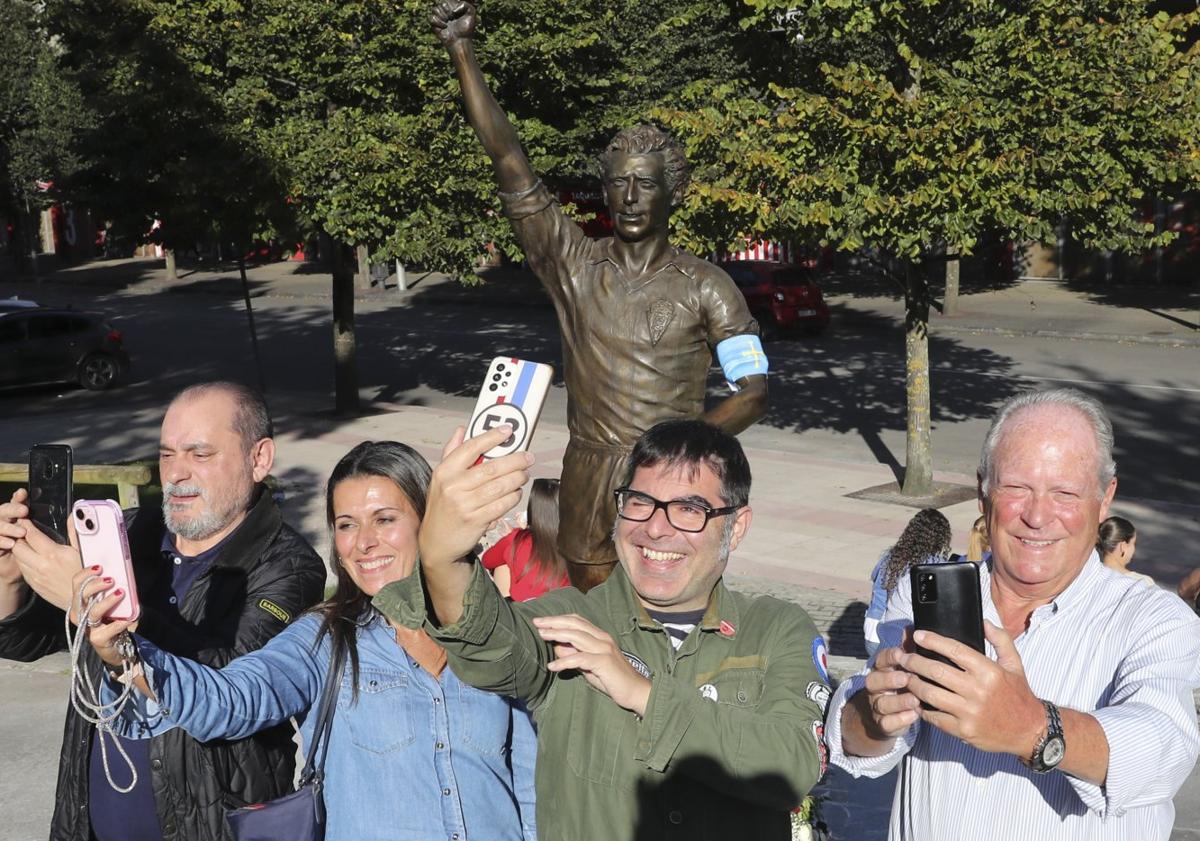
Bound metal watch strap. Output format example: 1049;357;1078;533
1029;700;1065;773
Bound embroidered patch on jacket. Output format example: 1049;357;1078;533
718;620;736;637
622;651;652;679
699;683;719;702
806;680;832;714
647;300;675;345
812;720;829;777
258;599;290;623
811;636;829;683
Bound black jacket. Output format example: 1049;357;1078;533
0;489;326;841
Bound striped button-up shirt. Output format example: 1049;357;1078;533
826;553;1200;841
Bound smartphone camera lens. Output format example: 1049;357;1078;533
488;384;498;392
917;573;938;604
492;374;502;382
85;519;95;531
75;509;85;520
496;364;506;372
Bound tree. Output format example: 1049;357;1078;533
0;0;88;274
660;0;1200;495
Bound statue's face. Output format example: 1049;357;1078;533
603;152;672;243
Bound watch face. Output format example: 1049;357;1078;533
1043;736;1066;767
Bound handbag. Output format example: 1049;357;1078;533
225;640;347;841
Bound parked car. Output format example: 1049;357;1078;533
0;296;40;311
0;308;129;390
716;260;831;338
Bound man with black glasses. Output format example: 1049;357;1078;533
375;419;829;841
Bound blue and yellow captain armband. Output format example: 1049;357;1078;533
716;334;769;386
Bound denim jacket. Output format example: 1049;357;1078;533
112;612;537;841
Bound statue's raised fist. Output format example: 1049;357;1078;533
431;0;476;45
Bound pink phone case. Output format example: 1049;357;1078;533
72;499;140;622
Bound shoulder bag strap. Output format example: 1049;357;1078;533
297;635;348;786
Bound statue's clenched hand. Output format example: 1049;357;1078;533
431;0;476;46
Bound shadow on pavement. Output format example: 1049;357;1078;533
747;307;1024;481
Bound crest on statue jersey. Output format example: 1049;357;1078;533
647;299;675;345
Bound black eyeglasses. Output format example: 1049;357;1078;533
613;488;739;533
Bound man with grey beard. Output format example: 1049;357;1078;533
0;381;325;841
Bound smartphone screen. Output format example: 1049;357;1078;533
466;357;554;460
28;444;73;545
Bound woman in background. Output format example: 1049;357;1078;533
863;508;953;658
966;515;990;562
1099;515;1154;587
483;478;568;601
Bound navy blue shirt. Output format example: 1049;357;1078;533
89;531;232;841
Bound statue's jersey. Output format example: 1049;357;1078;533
501;181;760;565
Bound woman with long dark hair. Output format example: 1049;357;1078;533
84;441;536;840
862;508;953;658
1098;515;1153;587
483;478;569;601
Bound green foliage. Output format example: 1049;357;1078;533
659;0;1200;262
39;0;784;278
0;0;88;220
45;0;291;249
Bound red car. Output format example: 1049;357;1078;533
717;260;831;338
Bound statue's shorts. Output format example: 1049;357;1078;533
557;439;630;574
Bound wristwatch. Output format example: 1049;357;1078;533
1028;700;1066;773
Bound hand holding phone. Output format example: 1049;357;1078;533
73;500;140;622
467;357;553;460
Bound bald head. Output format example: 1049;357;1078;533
168;381;272;455
979;388;1115;500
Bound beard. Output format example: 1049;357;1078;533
162;480;251;541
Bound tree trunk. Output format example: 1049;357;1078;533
943;246;960;317
901;261;934;497
328;235;360;415
237;251;268;401
24;199;40;280
356;244;371;290
164;248;177;281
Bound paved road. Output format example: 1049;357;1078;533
1;261;1197;838
3;272;1197;586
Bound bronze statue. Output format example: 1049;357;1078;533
433;1;769;591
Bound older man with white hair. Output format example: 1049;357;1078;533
825;387;1200;840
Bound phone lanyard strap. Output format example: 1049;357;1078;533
66;574;140;794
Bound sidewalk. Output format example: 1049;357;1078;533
4;255;1198;345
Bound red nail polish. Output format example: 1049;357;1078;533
91;565;102;572
102;577;113;584
113;589;124;597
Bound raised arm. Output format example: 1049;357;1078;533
418;425;532;627
432;1;537;195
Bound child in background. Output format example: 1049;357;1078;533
863;508;953;658
966;515;990;562
483;478;569;601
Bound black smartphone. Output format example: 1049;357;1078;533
28;444;73;545
911;560;985;672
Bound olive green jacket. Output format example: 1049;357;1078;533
374;562;828;841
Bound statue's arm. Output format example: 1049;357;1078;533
701;376;767;435
433;1;537;195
